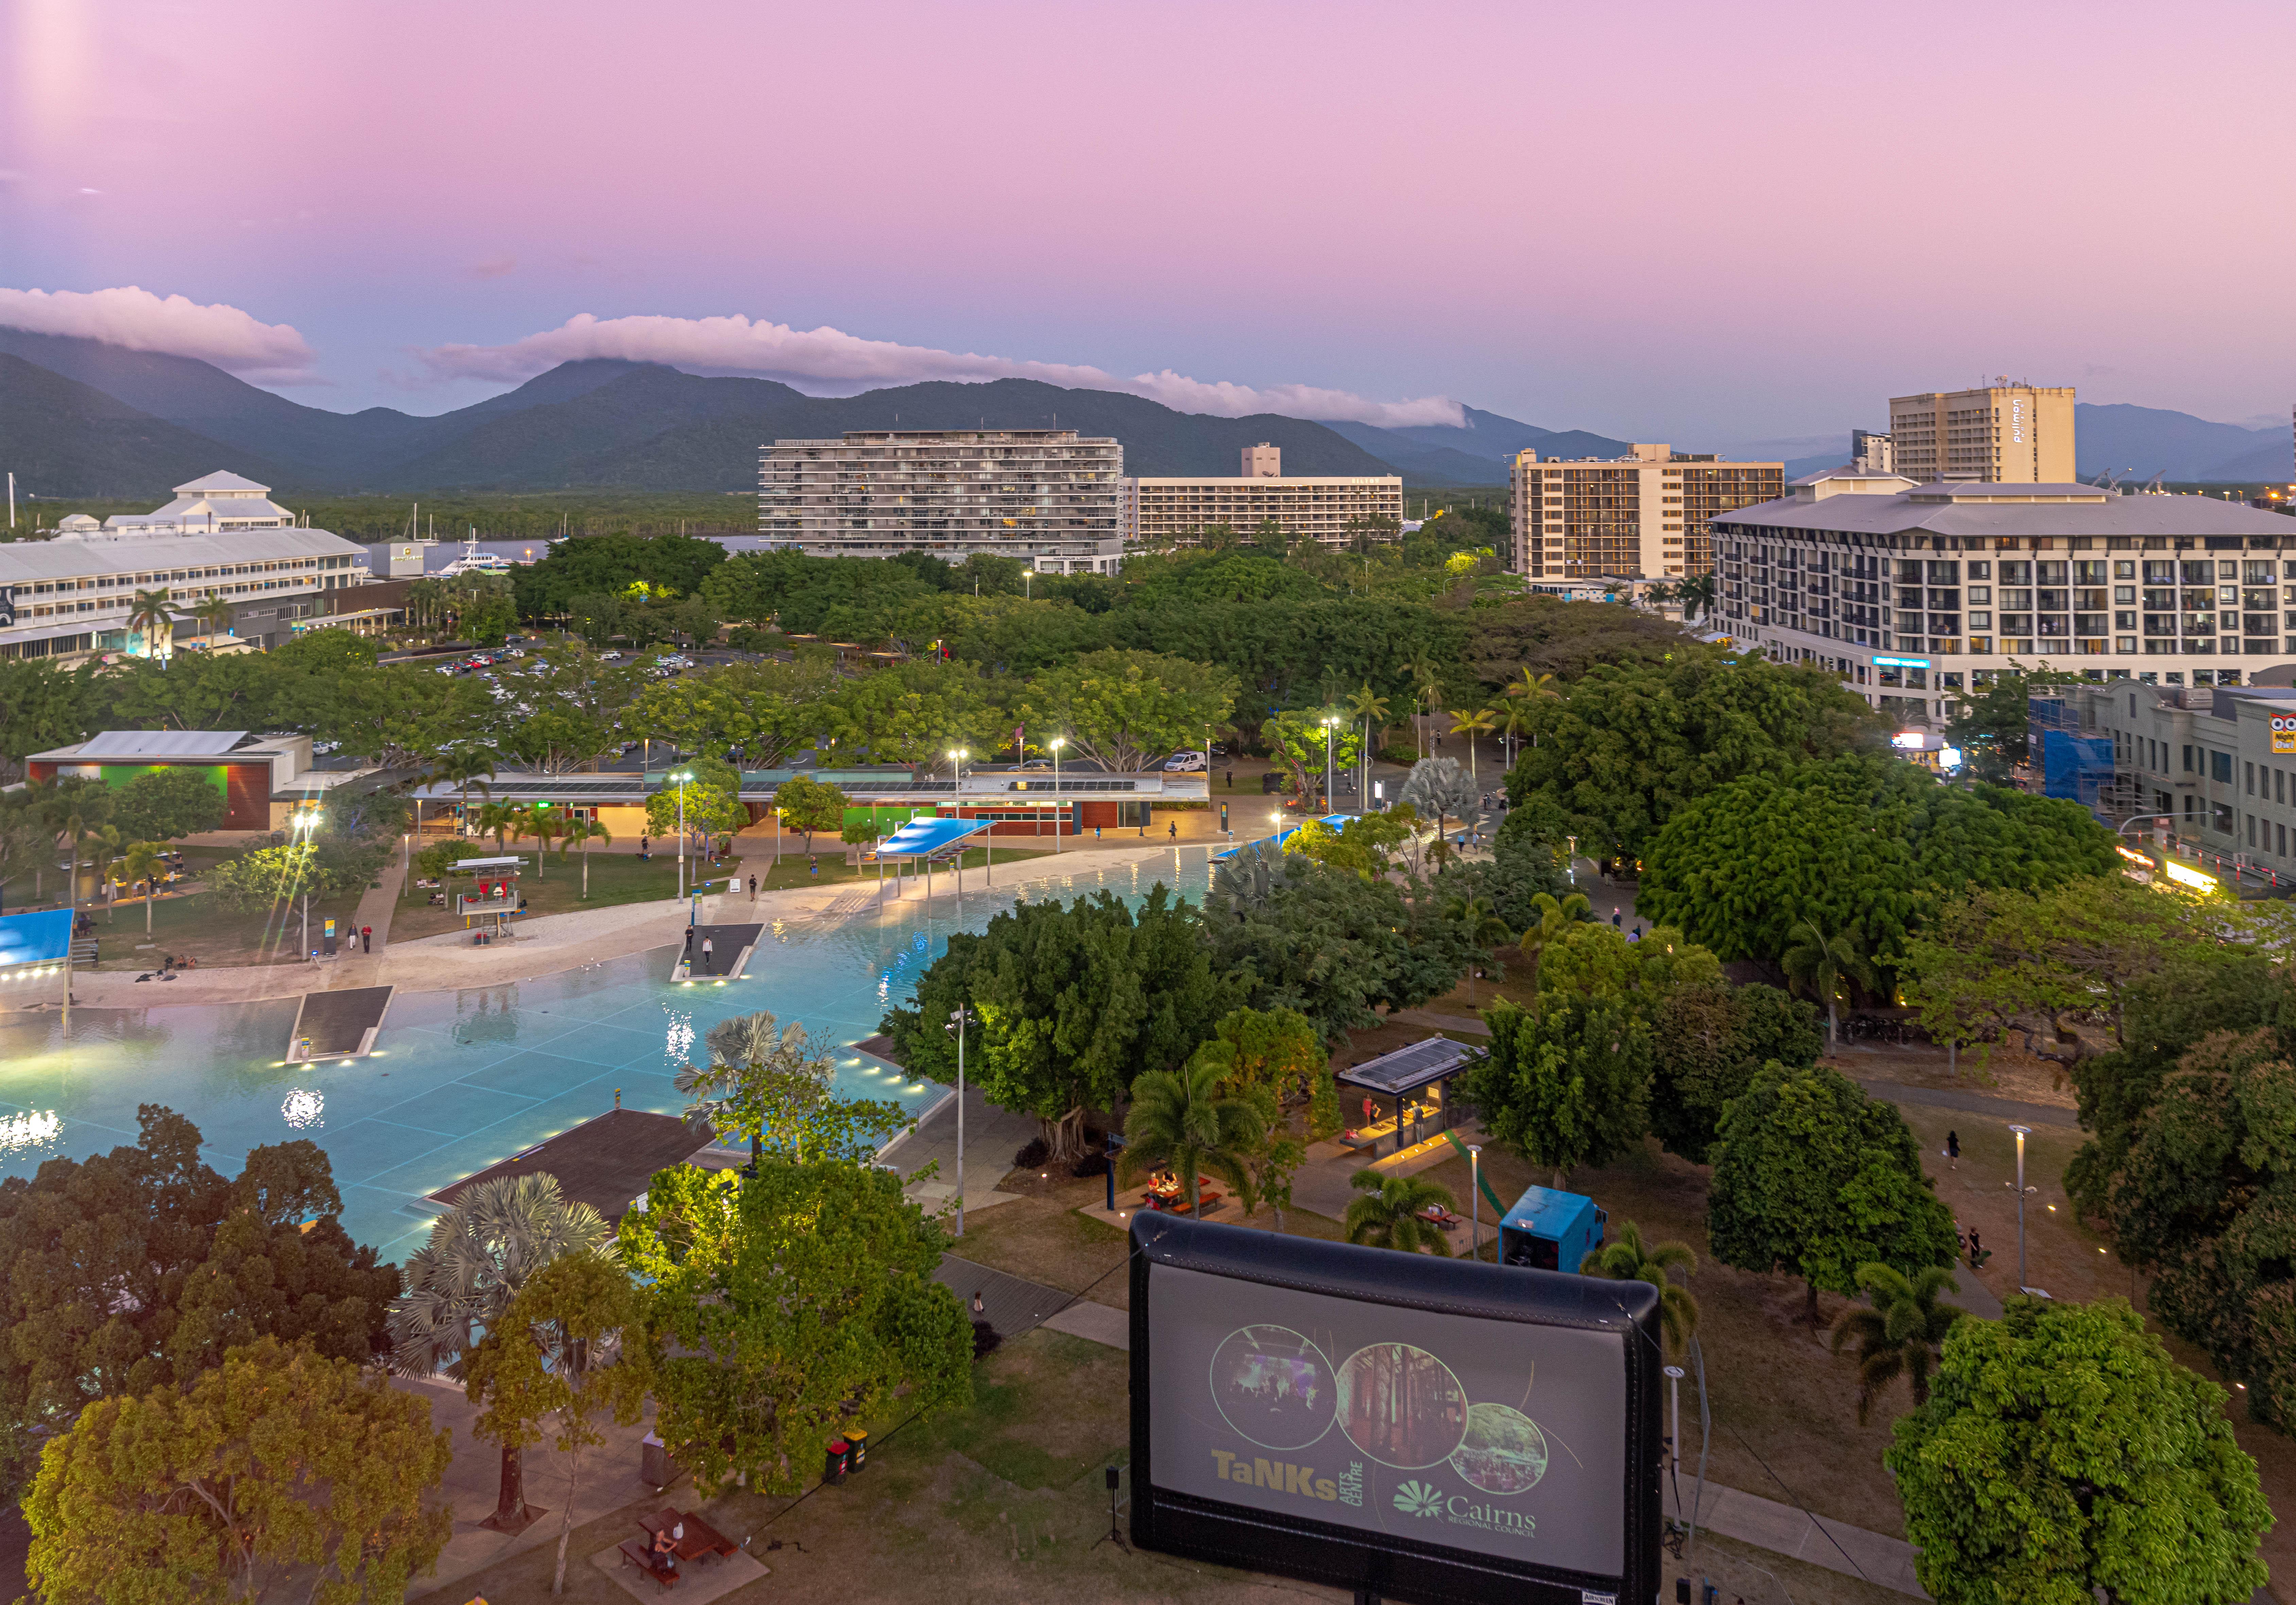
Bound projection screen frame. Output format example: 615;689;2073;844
1128;1211;1662;1605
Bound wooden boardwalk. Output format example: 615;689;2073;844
425;1107;712;1223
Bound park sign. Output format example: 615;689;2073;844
1128;1214;1661;1605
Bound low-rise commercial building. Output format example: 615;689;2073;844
26;730;312;832
0;472;369;662
1712;472;2296;725
758;429;1122;561
1120;446;1402;548
1510;444;1784;580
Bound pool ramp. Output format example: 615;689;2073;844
673;922;761;981
286;985;394;1062
423;1107;717;1224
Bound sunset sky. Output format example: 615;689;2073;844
4;0;2292;442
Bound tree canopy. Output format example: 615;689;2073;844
1705;1062;1958;1322
109;765;227;841
1461;996;1653;1187
1886;1296;2269;1605
619;1161;972;1496
1021;647;1238;772
1502;654;1880;863
1637;752;2117;970
1648;980;1822;1165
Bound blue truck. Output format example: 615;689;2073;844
1498;1184;1609;1273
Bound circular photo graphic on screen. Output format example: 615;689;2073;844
1449;1401;1550;1495
1335;1341;1469;1469
1209;1324;1337;1450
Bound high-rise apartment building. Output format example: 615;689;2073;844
1889;383;2075;483
1851;430;1894;473
1119;445;1402;547
1712;469;2296;726
757;430;1122;560
1509;444;1784;579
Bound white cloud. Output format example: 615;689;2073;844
419;311;1461;428
0;285;317;379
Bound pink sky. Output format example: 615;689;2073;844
5;0;2294;440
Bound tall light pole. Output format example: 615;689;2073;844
1469;1143;1482;1260
1050;736;1066;852
670;769;693;901
2009;1123;2035;1292
946;1005;971;1237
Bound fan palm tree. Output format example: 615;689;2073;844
562;816;612;897
426;744;501;831
473;800;522;851
1780;917;1875;1049
1507;670;1559;751
1448;706;1497;786
1516;889;1591;995
1343;1169;1456;1256
1346;683;1390;800
678;1010;832;1167
120;840;166;935
1117;1058;1267;1218
389;1172;614;1533
1406;651;1443;757
521;806;566;878
1579;1219;1699;1357
125;588;177;660
1829;1262;1965;1424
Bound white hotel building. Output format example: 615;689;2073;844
1712;469;2296;725
0;472;369;662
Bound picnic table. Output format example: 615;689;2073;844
638;1507;738;1565
1140;1176;1225;1215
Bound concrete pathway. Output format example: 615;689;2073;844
932;1255;1073;1341
1665;1475;1926;1598
877;1079;1038;1221
1859;1078;2080;1129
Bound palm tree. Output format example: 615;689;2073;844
562;816;612;897
1406;651;1443;758
522;806;566;879
1399;757;1478;854
1677;573;1718;625
1346;683;1390;802
185;590;235;642
1829;1262;1965;1424
1448;706;1497;786
1343;1169;1456;1256
1579;1219;1699;1357
677;1009;833;1167
427;744;501;832
1642;581;1677;611
473;800;522;852
1516;890;1591;995
125;588;177;660
121;840;166;935
1440;887;1511;1002
1781;917;1875;1049
1506;670;1559;751
1117;1058;1267;1218
1488;697;1528;773
388;1172;614;1534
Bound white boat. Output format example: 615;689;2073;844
436;533;517;578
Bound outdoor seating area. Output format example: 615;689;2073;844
1335;1035;1482;1159
618;1505;740;1589
1138;1170;1225;1215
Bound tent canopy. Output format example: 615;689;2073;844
875;817;993;860
0;908;70;969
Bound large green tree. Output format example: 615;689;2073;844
619;1161;973;1495
1648;980;1822;1164
107;764;227;842
0;658;91;781
24;1336;453;1605
1638;752;2116;972
774;774;849;852
1205;854;1478;1044
1502;654;1880;863
1706;1062;1958;1324
645;753;747;845
1021;647;1238;772
823;657;1009;769
888;886;1239;1160
513;531;729;618
1886;1296;2269;1605
1461;996;1653;1187
0;1109;397;1494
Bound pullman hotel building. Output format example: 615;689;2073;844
1712;469;2296;725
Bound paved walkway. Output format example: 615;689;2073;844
1665;1475;1925;1597
1858;1079;2080;1129
876;1079;1038;1221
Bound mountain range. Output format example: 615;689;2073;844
0;324;2284;499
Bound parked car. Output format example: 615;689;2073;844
1162;750;1208;772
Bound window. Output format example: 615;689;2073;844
2280;769;2288;805
2183;745;2195;773
2248;762;2256;795
2250;815;2259;847
2214;801;2235;834
2213;750;2235;784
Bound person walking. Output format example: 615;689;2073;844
748;873;757;901
1968;1229;1984;1269
1168;821;1178;842
701;935;714;970
1946;1130;1960;1171
360;924;372;954
809;856;819;878
1611;906;1623;928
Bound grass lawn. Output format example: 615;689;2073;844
392;847;687;941
69;884;367;970
418;1329;1297;1605
945;1174;1135;1309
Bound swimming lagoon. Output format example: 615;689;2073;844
0;848;1216;1263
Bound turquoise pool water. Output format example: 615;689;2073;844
0;848;1216;1263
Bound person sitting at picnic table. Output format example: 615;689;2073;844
648;1524;678;1577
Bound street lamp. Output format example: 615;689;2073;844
669;769;694;901
1468;1144;1482;1260
1048;736;1067;852
1320;716;1338;813
2008;1123;2036;1292
946;1005;972;1237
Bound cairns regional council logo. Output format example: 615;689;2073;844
1393;1480;1445;1518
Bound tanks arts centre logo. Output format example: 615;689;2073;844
1393;1480;1445;1518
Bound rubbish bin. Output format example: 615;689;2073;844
640;1432;676;1490
844;1428;868;1473
824;1438;851;1484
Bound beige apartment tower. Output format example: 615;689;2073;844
1241;442;1281;477
1510;444;1784;579
1120;445;1403;548
1888;383;2075;483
